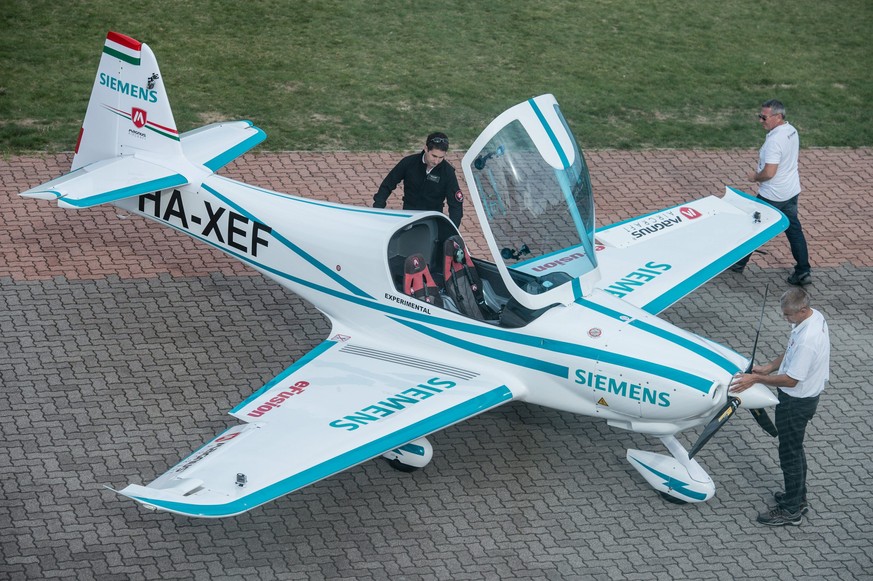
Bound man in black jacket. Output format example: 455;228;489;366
373;132;464;227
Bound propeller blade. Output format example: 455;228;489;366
750;408;779;437
688;396;740;459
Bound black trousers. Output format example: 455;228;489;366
735;194;811;276
775;390;820;513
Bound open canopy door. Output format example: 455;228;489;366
462;94;601;311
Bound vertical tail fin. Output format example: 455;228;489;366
21;31;266;209
72;31;183;171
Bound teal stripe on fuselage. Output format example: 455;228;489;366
142;213;374;310
390;317;569;378
212;175;414;218
386;312;714;393
201;182;372;298
126;385;514;517
139;200;716;395
575;297;740;374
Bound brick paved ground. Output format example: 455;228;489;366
1;150;871;580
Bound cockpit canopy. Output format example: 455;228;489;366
462;95;600;310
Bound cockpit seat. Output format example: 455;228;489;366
403;254;443;307
442;236;487;321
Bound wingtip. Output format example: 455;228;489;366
20;190;61;201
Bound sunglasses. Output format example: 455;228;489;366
428;137;449;145
758;113;781;121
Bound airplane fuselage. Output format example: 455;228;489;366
22;33;788;515
115;174;742;438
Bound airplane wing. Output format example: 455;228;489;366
593;187;788;314
116;337;519;517
20;121;265;209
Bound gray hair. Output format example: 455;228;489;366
781;287;810;313
762;99;786;117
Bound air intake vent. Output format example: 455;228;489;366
340;345;479;381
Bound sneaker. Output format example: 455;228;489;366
774;491;809;515
757;506;803;527
729;263;745;273
787;272;812;286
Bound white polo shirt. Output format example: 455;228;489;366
758;122;801;202
779;308;830;398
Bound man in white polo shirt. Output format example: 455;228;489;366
731;99;811;286
730;287;830;526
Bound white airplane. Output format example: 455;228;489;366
21;32;788;518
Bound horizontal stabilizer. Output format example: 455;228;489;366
19;155;189;208
181;121;267;172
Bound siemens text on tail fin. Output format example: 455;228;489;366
19;31;265;209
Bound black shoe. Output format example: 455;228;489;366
774;491;809;515
729;263;745;273
757;506;803;526
787;272;812;286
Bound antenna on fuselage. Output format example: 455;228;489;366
746;283;779;437
745;282;770;374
